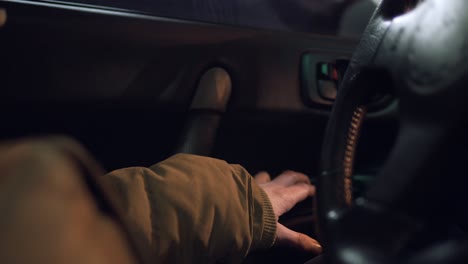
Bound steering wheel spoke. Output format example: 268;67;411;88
366;120;450;214
327;198;425;264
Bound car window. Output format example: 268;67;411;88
38;0;377;38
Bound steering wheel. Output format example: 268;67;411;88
317;0;468;263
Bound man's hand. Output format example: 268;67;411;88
254;170;322;254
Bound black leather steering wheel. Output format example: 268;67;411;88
317;0;468;263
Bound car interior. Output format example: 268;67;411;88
1;0;468;263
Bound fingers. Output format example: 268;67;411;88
258;170;320;254
276;223;322;254
285;183;316;200
272;170;310;186
279;183;316;214
254;171;271;184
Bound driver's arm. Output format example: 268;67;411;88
103;153;275;263
0;137;319;264
103;153;321;263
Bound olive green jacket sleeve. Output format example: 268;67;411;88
102;154;277;264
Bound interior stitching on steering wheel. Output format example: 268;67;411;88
343;106;367;205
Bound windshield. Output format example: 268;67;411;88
42;0;377;38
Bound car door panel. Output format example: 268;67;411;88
0;0;396;181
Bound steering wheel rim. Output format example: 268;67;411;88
317;1;468;263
